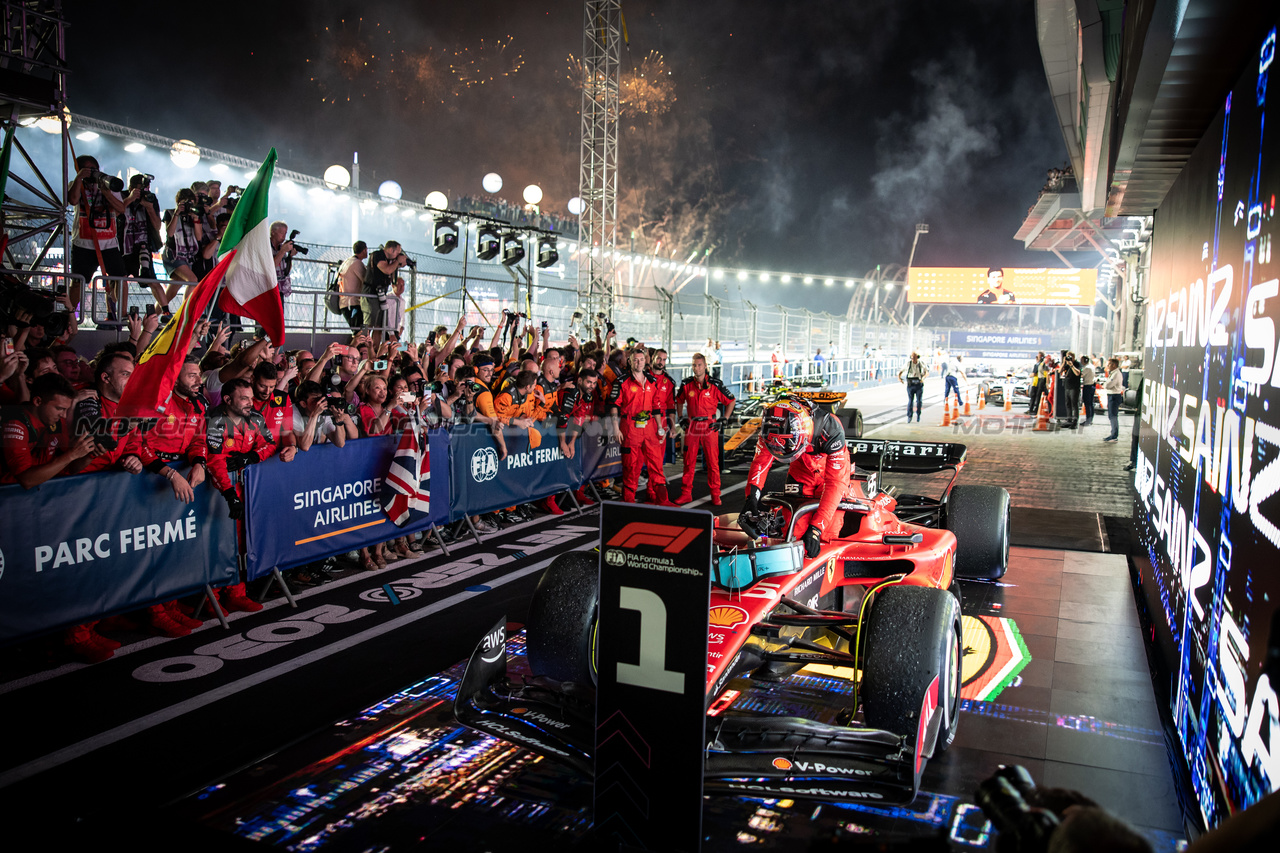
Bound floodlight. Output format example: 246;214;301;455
476;225;501;260
537;236;559;268
433;218;459;254
324;165;351;189
502;233;526;266
170;139;200;169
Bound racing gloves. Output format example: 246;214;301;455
222;488;245;521
738;485;764;541
803;522;823;559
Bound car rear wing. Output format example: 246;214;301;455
848;439;967;474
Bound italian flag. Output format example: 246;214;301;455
217;148;285;345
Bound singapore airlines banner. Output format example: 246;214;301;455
907;267;1096;306
1133;24;1280;826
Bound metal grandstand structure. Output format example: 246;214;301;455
576;0;622;320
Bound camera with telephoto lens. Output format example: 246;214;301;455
401;254;416;269
287;229;310;255
88;169;125;194
974;765;1059;852
0;274;71;339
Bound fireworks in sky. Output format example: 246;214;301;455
448;36;526;90
566;50;676;117
307;19;523;105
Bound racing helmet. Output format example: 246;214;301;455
760;397;814;463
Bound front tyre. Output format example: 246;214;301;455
525;551;599;685
862;585;962;757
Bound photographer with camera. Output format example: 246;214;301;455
293;380;357;452
361;240;412;347
1059;351;1082;430
121;174;162;284
270;222;299;306
156;188;204;308
67;155;129;318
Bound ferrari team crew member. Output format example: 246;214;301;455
742;396;850;559
675;353;735;505
607;347;674;505
249;361;298;459
648;348;676;434
206;377;282;613
557;367;601;506
0;373;96;487
137;356;209;494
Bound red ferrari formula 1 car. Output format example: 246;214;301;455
455;439;1010;804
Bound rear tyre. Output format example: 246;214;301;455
862;585;962;756
944;485;1010;579
525;551;599;685
835;407;864;438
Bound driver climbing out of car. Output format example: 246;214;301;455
740;396;850;560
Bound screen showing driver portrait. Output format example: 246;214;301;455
907;266;1097;306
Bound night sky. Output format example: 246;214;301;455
65;0;1067;314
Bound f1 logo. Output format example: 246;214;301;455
607;522;701;553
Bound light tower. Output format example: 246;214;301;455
577;0;623;319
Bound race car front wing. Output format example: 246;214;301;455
454;617;927;805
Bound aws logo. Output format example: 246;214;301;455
606;522;701;553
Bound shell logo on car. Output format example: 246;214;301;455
708;605;749;629
772;757;793;771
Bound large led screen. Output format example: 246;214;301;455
907;266;1096;305
1133;24;1279;827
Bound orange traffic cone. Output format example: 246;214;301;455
978;392;986;411
963;390;972;416
1033;383;1052;431
940;398;952;427
1003;389;1012;412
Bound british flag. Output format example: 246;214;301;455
381;417;431;527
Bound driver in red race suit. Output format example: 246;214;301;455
741;396;849;559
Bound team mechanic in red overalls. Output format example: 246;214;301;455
741;396;850;559
606;348;674;505
207;378;280;613
675;352;735;505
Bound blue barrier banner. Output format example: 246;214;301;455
449;421;576;518
576;419;622;483
242;432;450;579
0;472;238;643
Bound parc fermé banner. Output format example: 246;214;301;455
449;420;579;518
1134;23;1280;825
0;471;238;643
242;433;450;580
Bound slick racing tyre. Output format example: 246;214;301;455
944;484;1010;579
525;551;599;686
862;585;962;756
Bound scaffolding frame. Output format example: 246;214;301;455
0;0;70;271
576;0;621;320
